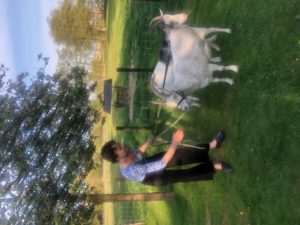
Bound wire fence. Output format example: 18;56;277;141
105;1;171;225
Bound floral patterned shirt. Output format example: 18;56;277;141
120;150;165;182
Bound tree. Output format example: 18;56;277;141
49;0;103;50
56;45;99;74
0;63;99;224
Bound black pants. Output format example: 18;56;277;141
142;144;215;186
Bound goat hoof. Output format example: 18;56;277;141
226;29;231;34
233;66;239;73
229;65;238;73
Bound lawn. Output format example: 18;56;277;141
104;0;300;224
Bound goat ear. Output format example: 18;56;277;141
191;103;201;107
151;99;166;105
149;16;163;30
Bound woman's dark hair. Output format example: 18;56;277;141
101;140;118;163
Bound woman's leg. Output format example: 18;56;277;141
143;144;211;167
166;130;225;167
142;161;216;186
167;144;211;167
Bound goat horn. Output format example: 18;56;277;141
150;76;167;99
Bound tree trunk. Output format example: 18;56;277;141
86;192;175;203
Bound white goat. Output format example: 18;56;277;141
150;10;238;111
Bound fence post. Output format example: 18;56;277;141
133;0;163;2
116;126;152;131
117;68;154;73
87;192;176;203
121;222;145;225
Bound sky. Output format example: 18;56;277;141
0;0;61;81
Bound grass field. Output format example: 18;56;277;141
105;0;300;224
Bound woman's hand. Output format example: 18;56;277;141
146;136;154;145
138;137;154;153
171;129;184;146
162;129;184;165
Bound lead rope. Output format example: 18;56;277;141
154;112;185;138
152;140;206;150
161;52;171;94
151;112;206;150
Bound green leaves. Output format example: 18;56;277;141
0;66;97;224
49;0;99;50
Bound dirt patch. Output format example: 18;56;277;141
128;73;136;122
101;121;115;225
205;204;211;225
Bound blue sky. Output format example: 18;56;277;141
0;0;61;81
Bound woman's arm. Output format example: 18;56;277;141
137;137;153;153
162;129;184;165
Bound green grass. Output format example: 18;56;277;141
105;0;300;224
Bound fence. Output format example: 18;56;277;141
104;1;176;225
113;0;167;132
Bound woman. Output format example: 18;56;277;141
101;129;232;186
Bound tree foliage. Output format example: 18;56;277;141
0;63;98;224
49;0;98;50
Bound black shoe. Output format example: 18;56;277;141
221;161;233;173
214;130;226;148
